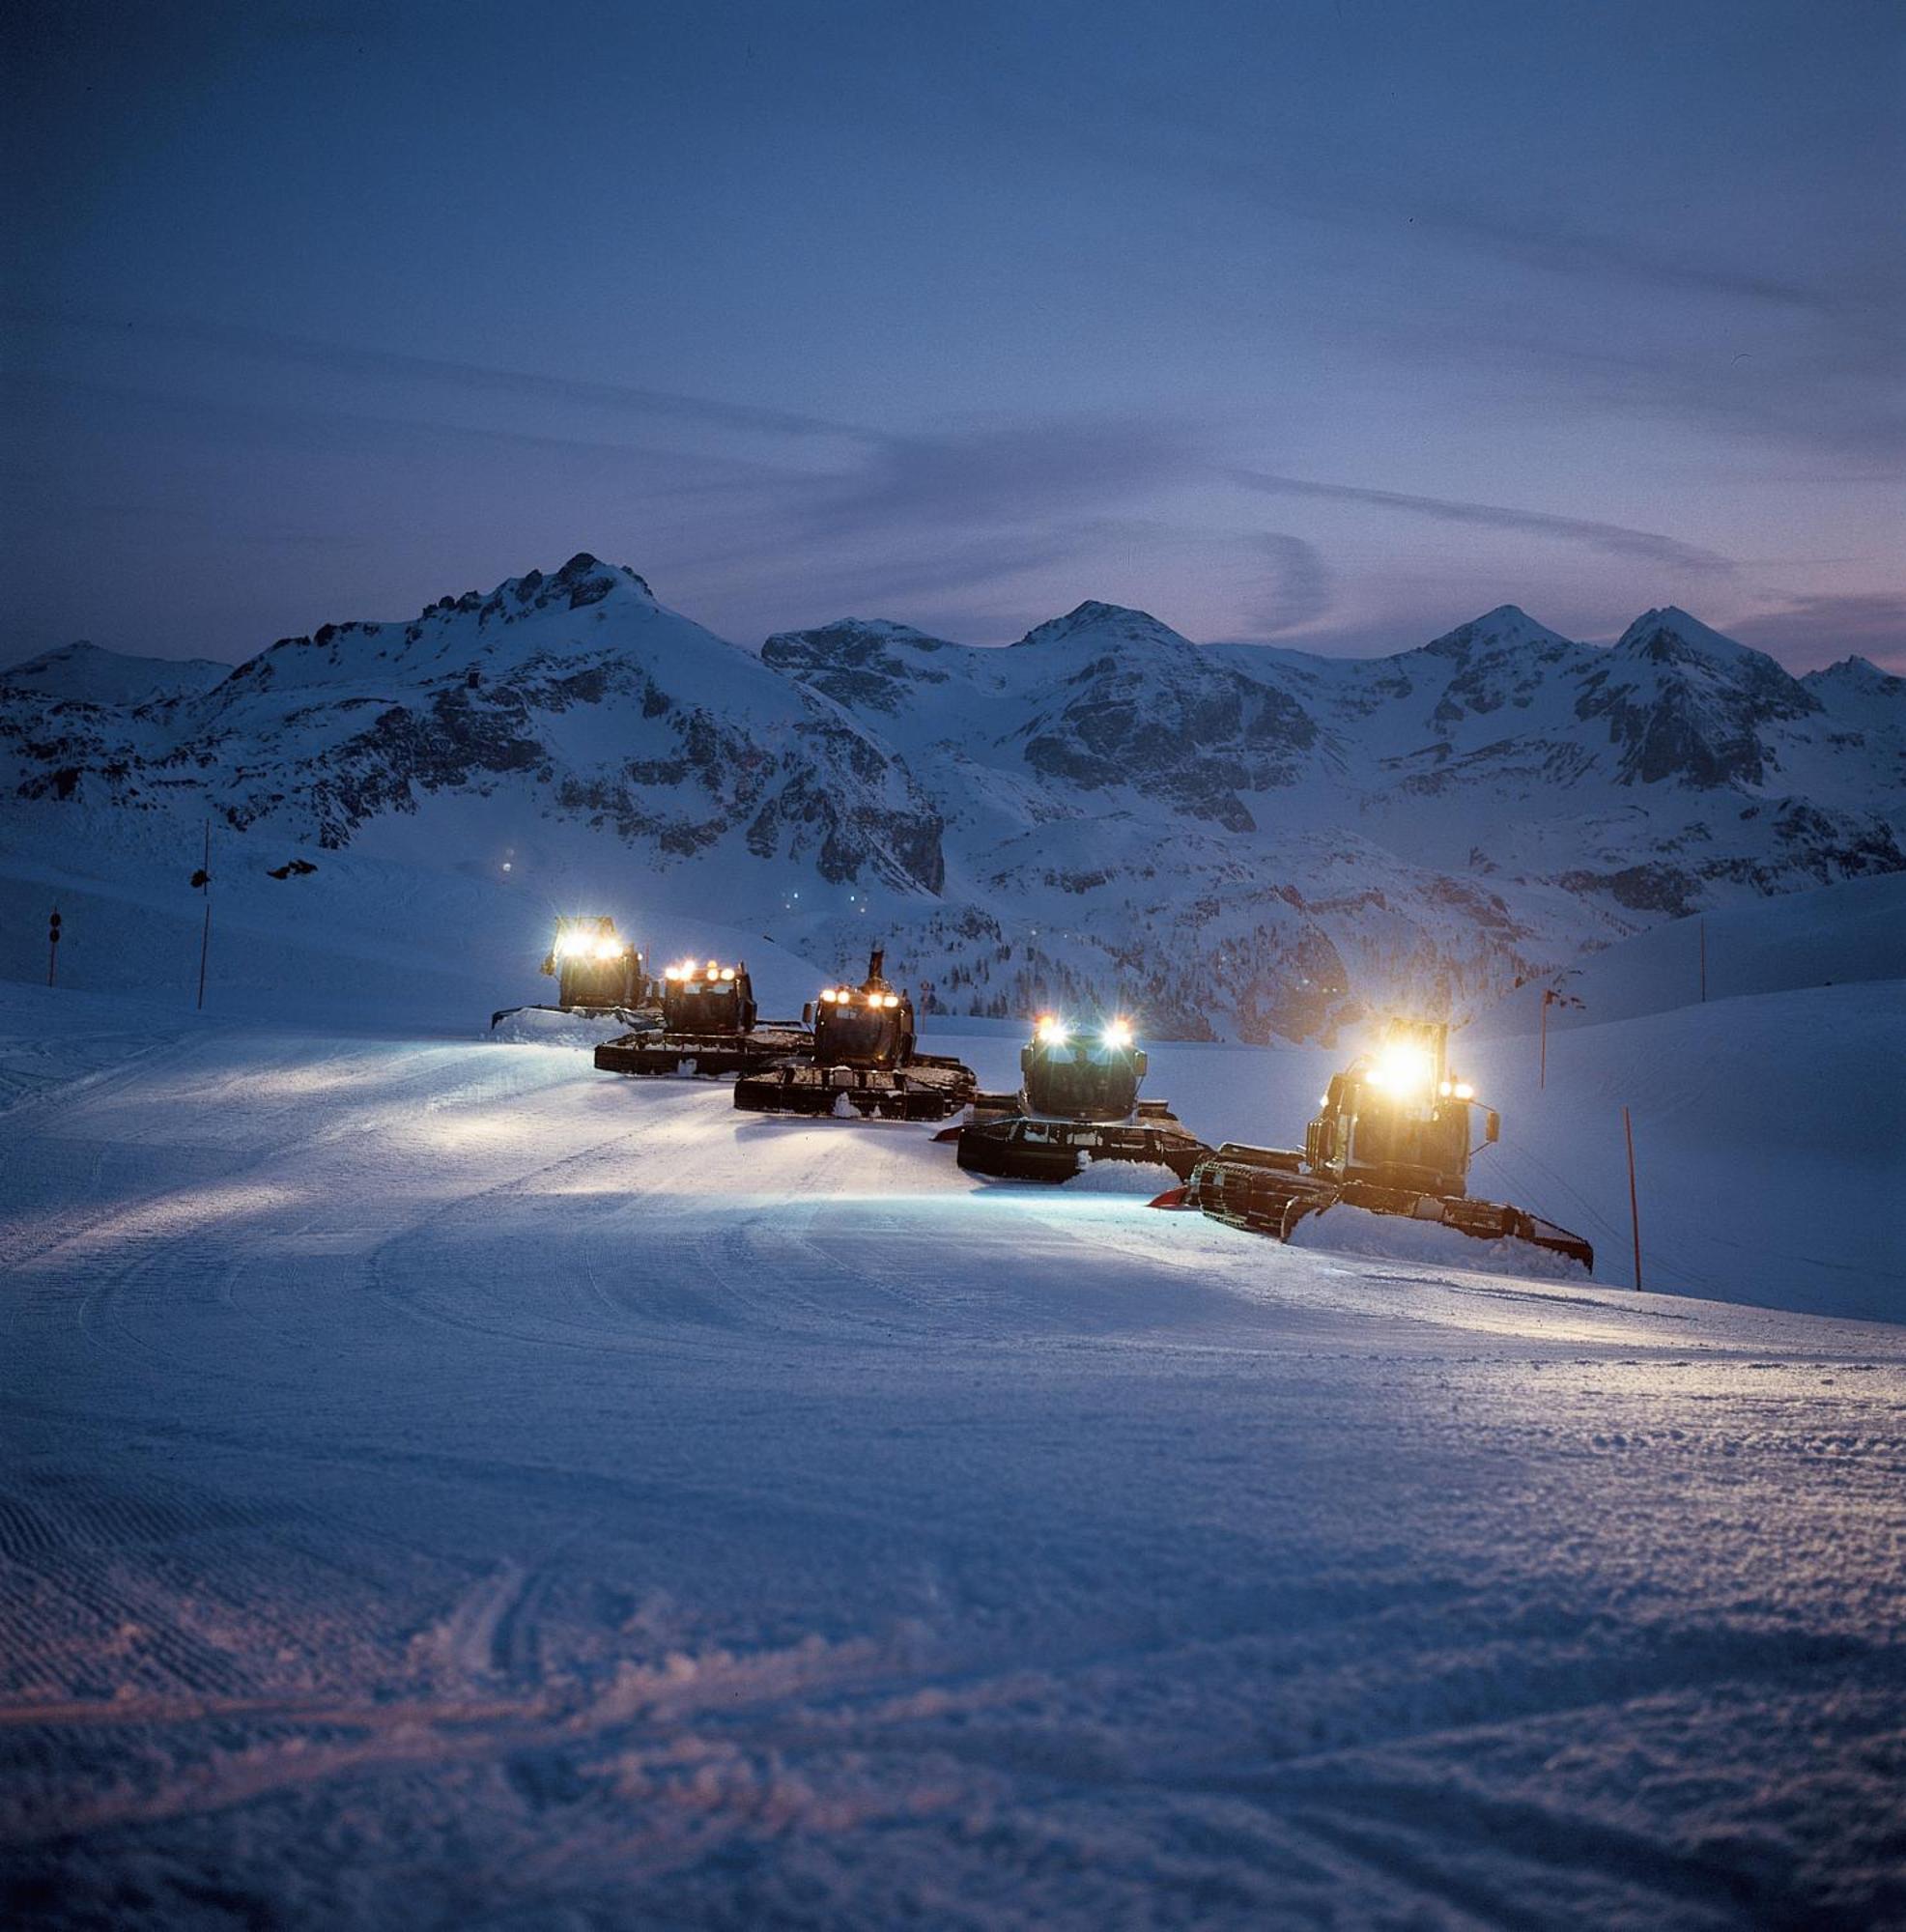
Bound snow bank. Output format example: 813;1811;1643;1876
488;1006;642;1048
1066;1157;1183;1195
1285;1201;1592;1279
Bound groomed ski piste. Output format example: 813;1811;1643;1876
2;835;1903;1927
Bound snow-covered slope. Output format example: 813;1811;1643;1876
3;565;1899;1042
1479;870;1906;1036
1;980;1901;1925
1;639;229;705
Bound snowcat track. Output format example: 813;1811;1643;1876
955;1113;1210;1184
594;1024;811;1079
1186;1148;1594;1270
732;1060;977;1122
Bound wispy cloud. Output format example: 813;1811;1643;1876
1726;592;1906;674
1231;469;1736;574
1250;533;1334;635
3;304;868;445
790;417;1203;541
1376;320;1906;469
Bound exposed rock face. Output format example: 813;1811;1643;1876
4;571;1899;1042
1571;608;1822;789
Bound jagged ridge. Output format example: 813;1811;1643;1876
3;568;1899;1042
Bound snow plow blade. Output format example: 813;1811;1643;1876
1185;1145;1593;1271
492;1003;654;1031
594;1023;810;1079
953;1114;1210;1184
732;1053;977;1122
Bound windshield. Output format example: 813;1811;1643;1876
561;955;630;999
1025;1046;1140;1120
815;1005;897;1065
1351;1098;1467;1177
666;982;742;1030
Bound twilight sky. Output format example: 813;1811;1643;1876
3;0;1900;669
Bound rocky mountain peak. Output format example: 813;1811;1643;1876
1616;606;1760;667
1010;602;1193;653
1420;604;1574;663
1804;654;1902;698
4;565;1896;1045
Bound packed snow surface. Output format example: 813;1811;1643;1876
2;981;1902;1927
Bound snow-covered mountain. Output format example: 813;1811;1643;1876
3;558;1899;1041
3;639;230;706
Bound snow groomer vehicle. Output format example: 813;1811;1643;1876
594;957;810;1077
491;915;651;1028
733;947;977;1120
1157;1016;1593;1270
945;1011;1209;1181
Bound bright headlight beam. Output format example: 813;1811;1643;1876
1372;1041;1433;1093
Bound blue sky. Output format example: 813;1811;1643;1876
3;0;1899;668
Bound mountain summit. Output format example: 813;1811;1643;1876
1010;602;1194;652
3;566;1898;1041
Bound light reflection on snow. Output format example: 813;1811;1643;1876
242;1063;382;1096
17;1182;311;1260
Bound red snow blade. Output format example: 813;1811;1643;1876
932;1124;964;1143
1148;1186;1192;1209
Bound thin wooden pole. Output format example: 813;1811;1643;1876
1623;1105;1642;1292
196;823;213;1011
1699;917;1707;1003
47;906;60;986
1540;989;1550;1090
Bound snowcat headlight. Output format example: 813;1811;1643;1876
1036;1017;1069;1046
882;993;899;1009
1372;1041;1433;1094
721;968;735;982
595;940;622;960
1102;1019;1133;1050
1454;1081;1474;1101
819;988;836;1003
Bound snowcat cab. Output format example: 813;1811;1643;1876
491;915;650;1028
661;958;758;1037
1159;1015;1593;1270
1310;1018;1483;1197
946;1013;1209;1182
732;947;977;1120
547;917;645;1011
811;950;913;1066
595;955;811;1078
